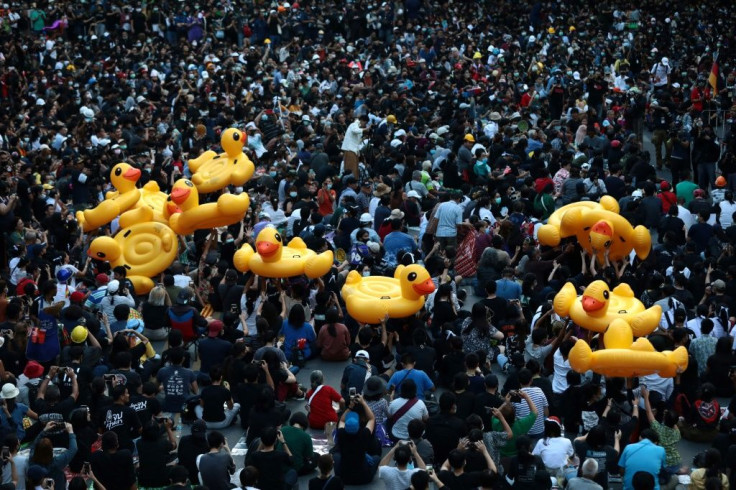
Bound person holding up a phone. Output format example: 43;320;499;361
492;390;539;459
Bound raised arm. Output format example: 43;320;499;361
641;387;655;423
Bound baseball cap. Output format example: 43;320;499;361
355;350;370;361
107;280;120;294
712;279;726;291
359;213;372;224
345;411;360;434
176;290;190;305
208;320;224;337
95;274;109;285
631;189;643;199
407;190;421;199
70;291;85;304
545;416;562;428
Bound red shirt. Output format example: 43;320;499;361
534;177;554;194
658;191;677;213
306;384;342;429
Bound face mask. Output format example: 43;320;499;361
209;96;216;102
269;171;277;177
495;197;502;204
289;191;297;198
113;149;121;155
327;184;332;189
362;270;371;277
144;168;151;173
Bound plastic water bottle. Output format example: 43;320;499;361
175;414;182;440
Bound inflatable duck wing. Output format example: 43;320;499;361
233;227;333;279
189;128;255;194
87;207;177;294
569;318;689;378
341;264;436;324
554;280;661;335
165;179;251;235
76;163;141;232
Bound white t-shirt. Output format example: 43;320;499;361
552;350;571;394
379;466;421;490
532;437;574;470
388;398;428;440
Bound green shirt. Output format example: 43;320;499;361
280;425;314;472
675;180;698;205
492;411;537;458
650;419;681;467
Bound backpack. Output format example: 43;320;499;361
693;399;720;430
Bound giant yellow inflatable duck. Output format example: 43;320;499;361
554;280;661;336
188;128;255;193
537;195;651;264
233;227;333;279
76;163;141;232
341;264;436;324
87;207;178;294
569;318;689;378
165;178;251;235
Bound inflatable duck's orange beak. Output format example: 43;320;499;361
591;221;613;237
412;278;436;296
582;295;605;312
257;241;279;257
124;167;141;181
171;187;191;205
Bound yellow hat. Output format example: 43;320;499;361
473;51;482;59
71;326;88;344
386;115;397;124
264;38;271;44
537;62;544;70
548;27;555;34
569;26;576;32
464;134;476;143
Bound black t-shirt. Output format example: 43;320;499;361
245;450;292;490
246;408;288;444
573;440;619;487
128;394;161;426
506;455;546;490
108;368;142;395
405;345;436;378
480;297;509;325
90;449;137;490
474;392;504;430
177;435;209;484
437;470;482;490
335;427;373;484
308;475;344;490
33;396;77;421
201;385;231;422
425;414;467;469
234;383;261;429
99;404;142;451
137;438;175;487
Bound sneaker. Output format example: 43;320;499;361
293;391;306;401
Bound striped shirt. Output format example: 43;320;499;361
84;286;108;311
513;386;549;436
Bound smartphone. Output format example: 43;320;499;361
349;387;357;398
1;446;9;460
82;462;91;475
426;464;433;475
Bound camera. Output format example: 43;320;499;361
349;387;357;400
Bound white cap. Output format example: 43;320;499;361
573;71;581;80
632;189;643;199
359;213;372;223
661;57;669;66
367;241;380;253
355;350;370;360
394;129;407;138
36;98;45;106
407;190;421;199
107;280;120;294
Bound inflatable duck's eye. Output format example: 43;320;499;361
233;132;240;141
407;272;417;281
603;290;609;299
604;240;611;248
274;233;282;242
185;180;194;187
96;252;106;258
114;167;122;176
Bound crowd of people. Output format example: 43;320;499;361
1;0;736;489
